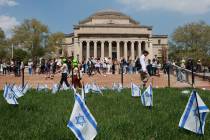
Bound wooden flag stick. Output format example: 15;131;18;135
194;91;203;135
82;81;86;103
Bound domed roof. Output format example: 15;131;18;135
79;9;140;25
91;9;129;17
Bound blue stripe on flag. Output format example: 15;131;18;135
200;112;206;134
198;106;209;111
75;94;98;131
150;85;152;106
13;97;18;104
3;85;9;98
67;121;85;140
180;92;195;128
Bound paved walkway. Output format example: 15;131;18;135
0;72;209;90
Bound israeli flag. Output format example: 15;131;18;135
37;84;48;92
131;83;141;97
112;83;118;90
141;84;153;106
22;83;30;94
117;83;123;92
91;83;102;94
61;83;69;91
52;84;59;94
12;85;24;98
179;91;209;134
112;83;123;92
67;93;98;140
84;84;91;94
3;84;18;105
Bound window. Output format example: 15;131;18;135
158;39;161;44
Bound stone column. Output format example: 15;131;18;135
117;41;120;60
109;41;112;58
131;41;135;61
94;41;97;58
86;41;90;60
124;41;127;61
148;40;153;59
101;41;104;59
138;41;142;58
79;41;83;61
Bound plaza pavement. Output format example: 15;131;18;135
0;72;209;90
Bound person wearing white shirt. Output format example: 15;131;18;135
140;50;149;87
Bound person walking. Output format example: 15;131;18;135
140;50;149;87
2;61;7;75
57;59;70;91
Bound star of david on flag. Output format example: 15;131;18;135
12;85;24;98
179;90;209;134
3;84;18;105
67;93;98;140
141;83;153;106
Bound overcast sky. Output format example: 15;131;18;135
0;0;210;37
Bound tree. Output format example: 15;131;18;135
47;32;64;52
13;48;29;63
171;21;210;66
12;19;49;59
0;28;9;60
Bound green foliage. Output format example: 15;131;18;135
13;48;29;62
12;19;49;59
47;32;64;52
0;88;210;139
0;27;9;59
170;21;210;65
0;27;5;41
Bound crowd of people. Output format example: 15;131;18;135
0;54;163;77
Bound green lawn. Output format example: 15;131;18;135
0;88;210;140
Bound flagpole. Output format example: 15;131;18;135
83;81;86;104
194;91;203;135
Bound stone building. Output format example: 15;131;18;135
62;9;168;62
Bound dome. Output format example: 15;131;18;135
79;9;139;25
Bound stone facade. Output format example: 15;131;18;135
63;9;168;62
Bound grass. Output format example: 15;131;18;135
0;88;210;140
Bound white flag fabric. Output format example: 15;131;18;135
131;83;141;97
179;91;209;134
3;84;18;105
61;83;69;90
112;83;118;90
118;83;123;92
81;86;85;101
112;83;123;92
12;85;24;98
52;84;59;94
67;94;98;140
22;83;30;94
141;84;153;106
84;84;91;94
37;84;48;92
91;83;102;94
